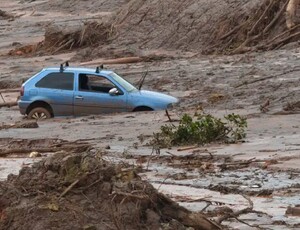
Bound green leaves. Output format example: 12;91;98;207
152;113;247;148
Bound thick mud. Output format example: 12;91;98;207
0;0;300;229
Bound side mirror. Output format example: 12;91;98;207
109;88;119;96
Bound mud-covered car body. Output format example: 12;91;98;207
18;65;178;118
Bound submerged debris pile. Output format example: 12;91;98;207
0;151;220;230
8;21;113;56
42;21;113;54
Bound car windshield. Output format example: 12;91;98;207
109;72;137;92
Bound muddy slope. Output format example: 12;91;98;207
110;0;259;52
7;0;299;59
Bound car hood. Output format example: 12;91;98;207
130;90;178;103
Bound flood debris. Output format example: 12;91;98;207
286;205;300;216
28;151;42;158
0;138;91;157
0;9;14;20
43;21;112;54
260;99;270;113
207;0;300;54
216;195;253;224
104;0;300;55
0;121;38;130
283;101;300;111
0;151;221;230
8;21;113;56
0;102;17;108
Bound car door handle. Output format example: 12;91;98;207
75;96;84;100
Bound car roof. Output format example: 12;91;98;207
44;67;114;75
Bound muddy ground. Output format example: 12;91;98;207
1;0;300;229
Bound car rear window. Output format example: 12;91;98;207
36;72;74;90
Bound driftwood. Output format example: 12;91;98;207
0;121;38;130
216;195;253;224
80;57;144;66
59;179;80;198
158;194;222;230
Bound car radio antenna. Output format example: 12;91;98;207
60;61;70;72
138;70;148;90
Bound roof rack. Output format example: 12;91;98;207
95;64;104;73
60;61;70;72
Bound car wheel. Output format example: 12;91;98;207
133;106;153;112
28;107;51;120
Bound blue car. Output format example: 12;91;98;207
18;63;179;119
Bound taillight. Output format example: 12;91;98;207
20;86;24;96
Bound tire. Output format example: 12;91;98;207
27;107;51;120
133;106;153;112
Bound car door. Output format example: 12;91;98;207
74;73;128;115
35;71;74;116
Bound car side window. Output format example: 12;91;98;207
79;74;116;93
36;72;74;90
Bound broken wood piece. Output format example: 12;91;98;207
80;57;144;66
158;194;222;230
177;145;199;151
59;179;80;198
0;88;20;93
165;110;173;122
0;93;5;103
176;197;215;204
260;99;270;113
0;121;38;130
216;195;253;224
286;0;300;29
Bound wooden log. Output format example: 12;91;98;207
80;57;144;66
0;88;20;93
